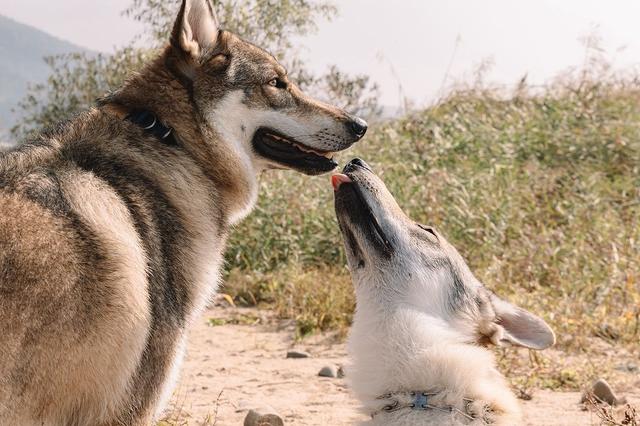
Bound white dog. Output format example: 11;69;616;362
332;158;555;425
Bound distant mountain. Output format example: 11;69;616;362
0;14;89;134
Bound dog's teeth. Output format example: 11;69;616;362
281;139;332;159
269;134;289;144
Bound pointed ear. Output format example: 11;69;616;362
486;294;556;350
171;0;220;58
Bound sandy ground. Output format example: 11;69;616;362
166;304;639;425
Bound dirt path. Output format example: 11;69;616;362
166;304;638;425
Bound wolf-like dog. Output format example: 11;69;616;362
0;1;367;424
332;159;555;425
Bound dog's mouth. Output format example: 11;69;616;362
252;128;338;175
333;166;393;263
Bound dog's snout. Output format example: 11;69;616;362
350;158;372;170
343;157;373;173
348;116;368;139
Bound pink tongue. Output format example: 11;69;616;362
331;174;352;191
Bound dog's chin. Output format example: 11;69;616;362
251;128;338;175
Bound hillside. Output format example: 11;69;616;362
0;14;88;133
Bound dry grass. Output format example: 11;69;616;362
584;393;639;426
225;266;353;339
158;390;222;425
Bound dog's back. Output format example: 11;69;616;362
0;106;230;424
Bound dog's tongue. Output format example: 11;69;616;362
331;174;352;191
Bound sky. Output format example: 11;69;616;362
2;0;640;108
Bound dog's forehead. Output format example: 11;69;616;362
433;235;469;271
410;226;476;281
227;36;283;74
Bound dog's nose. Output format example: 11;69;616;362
349;116;368;139
343;158;373;173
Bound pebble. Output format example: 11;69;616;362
286;350;311;359
318;365;338;378
581;378;627;406
244;408;284;426
614;362;639;373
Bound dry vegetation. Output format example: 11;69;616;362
584;393;639;426
221;68;640;393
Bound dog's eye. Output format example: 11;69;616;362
418;224;438;239
268;78;286;89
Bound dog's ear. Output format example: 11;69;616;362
171;0;220;58
482;293;555;350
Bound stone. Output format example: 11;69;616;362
318;365;338;378
581;378;627;406
286;350;311;359
614;362;639;373
244;408;284;426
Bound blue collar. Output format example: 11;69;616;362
125;110;177;146
372;391;493;423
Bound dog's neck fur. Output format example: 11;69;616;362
100;48;258;226
347;293;522;426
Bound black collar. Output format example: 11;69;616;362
125;109;178;146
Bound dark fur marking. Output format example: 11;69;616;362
445;259;468;312
61;141;189;322
21;171;72;217
417;255;469;312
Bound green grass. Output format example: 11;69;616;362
221;70;640;383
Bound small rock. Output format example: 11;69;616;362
614;362;639;373
286;350;311;359
581;378;627;406
244;408;284;426
318;365;338;378
337;365;345;378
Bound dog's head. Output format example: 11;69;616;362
333;159;555;350
166;0;367;176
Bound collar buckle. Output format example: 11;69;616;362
125;109;176;145
410;392;430;410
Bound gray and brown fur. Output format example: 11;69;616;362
0;1;366;424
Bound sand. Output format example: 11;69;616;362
165;303;638;425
